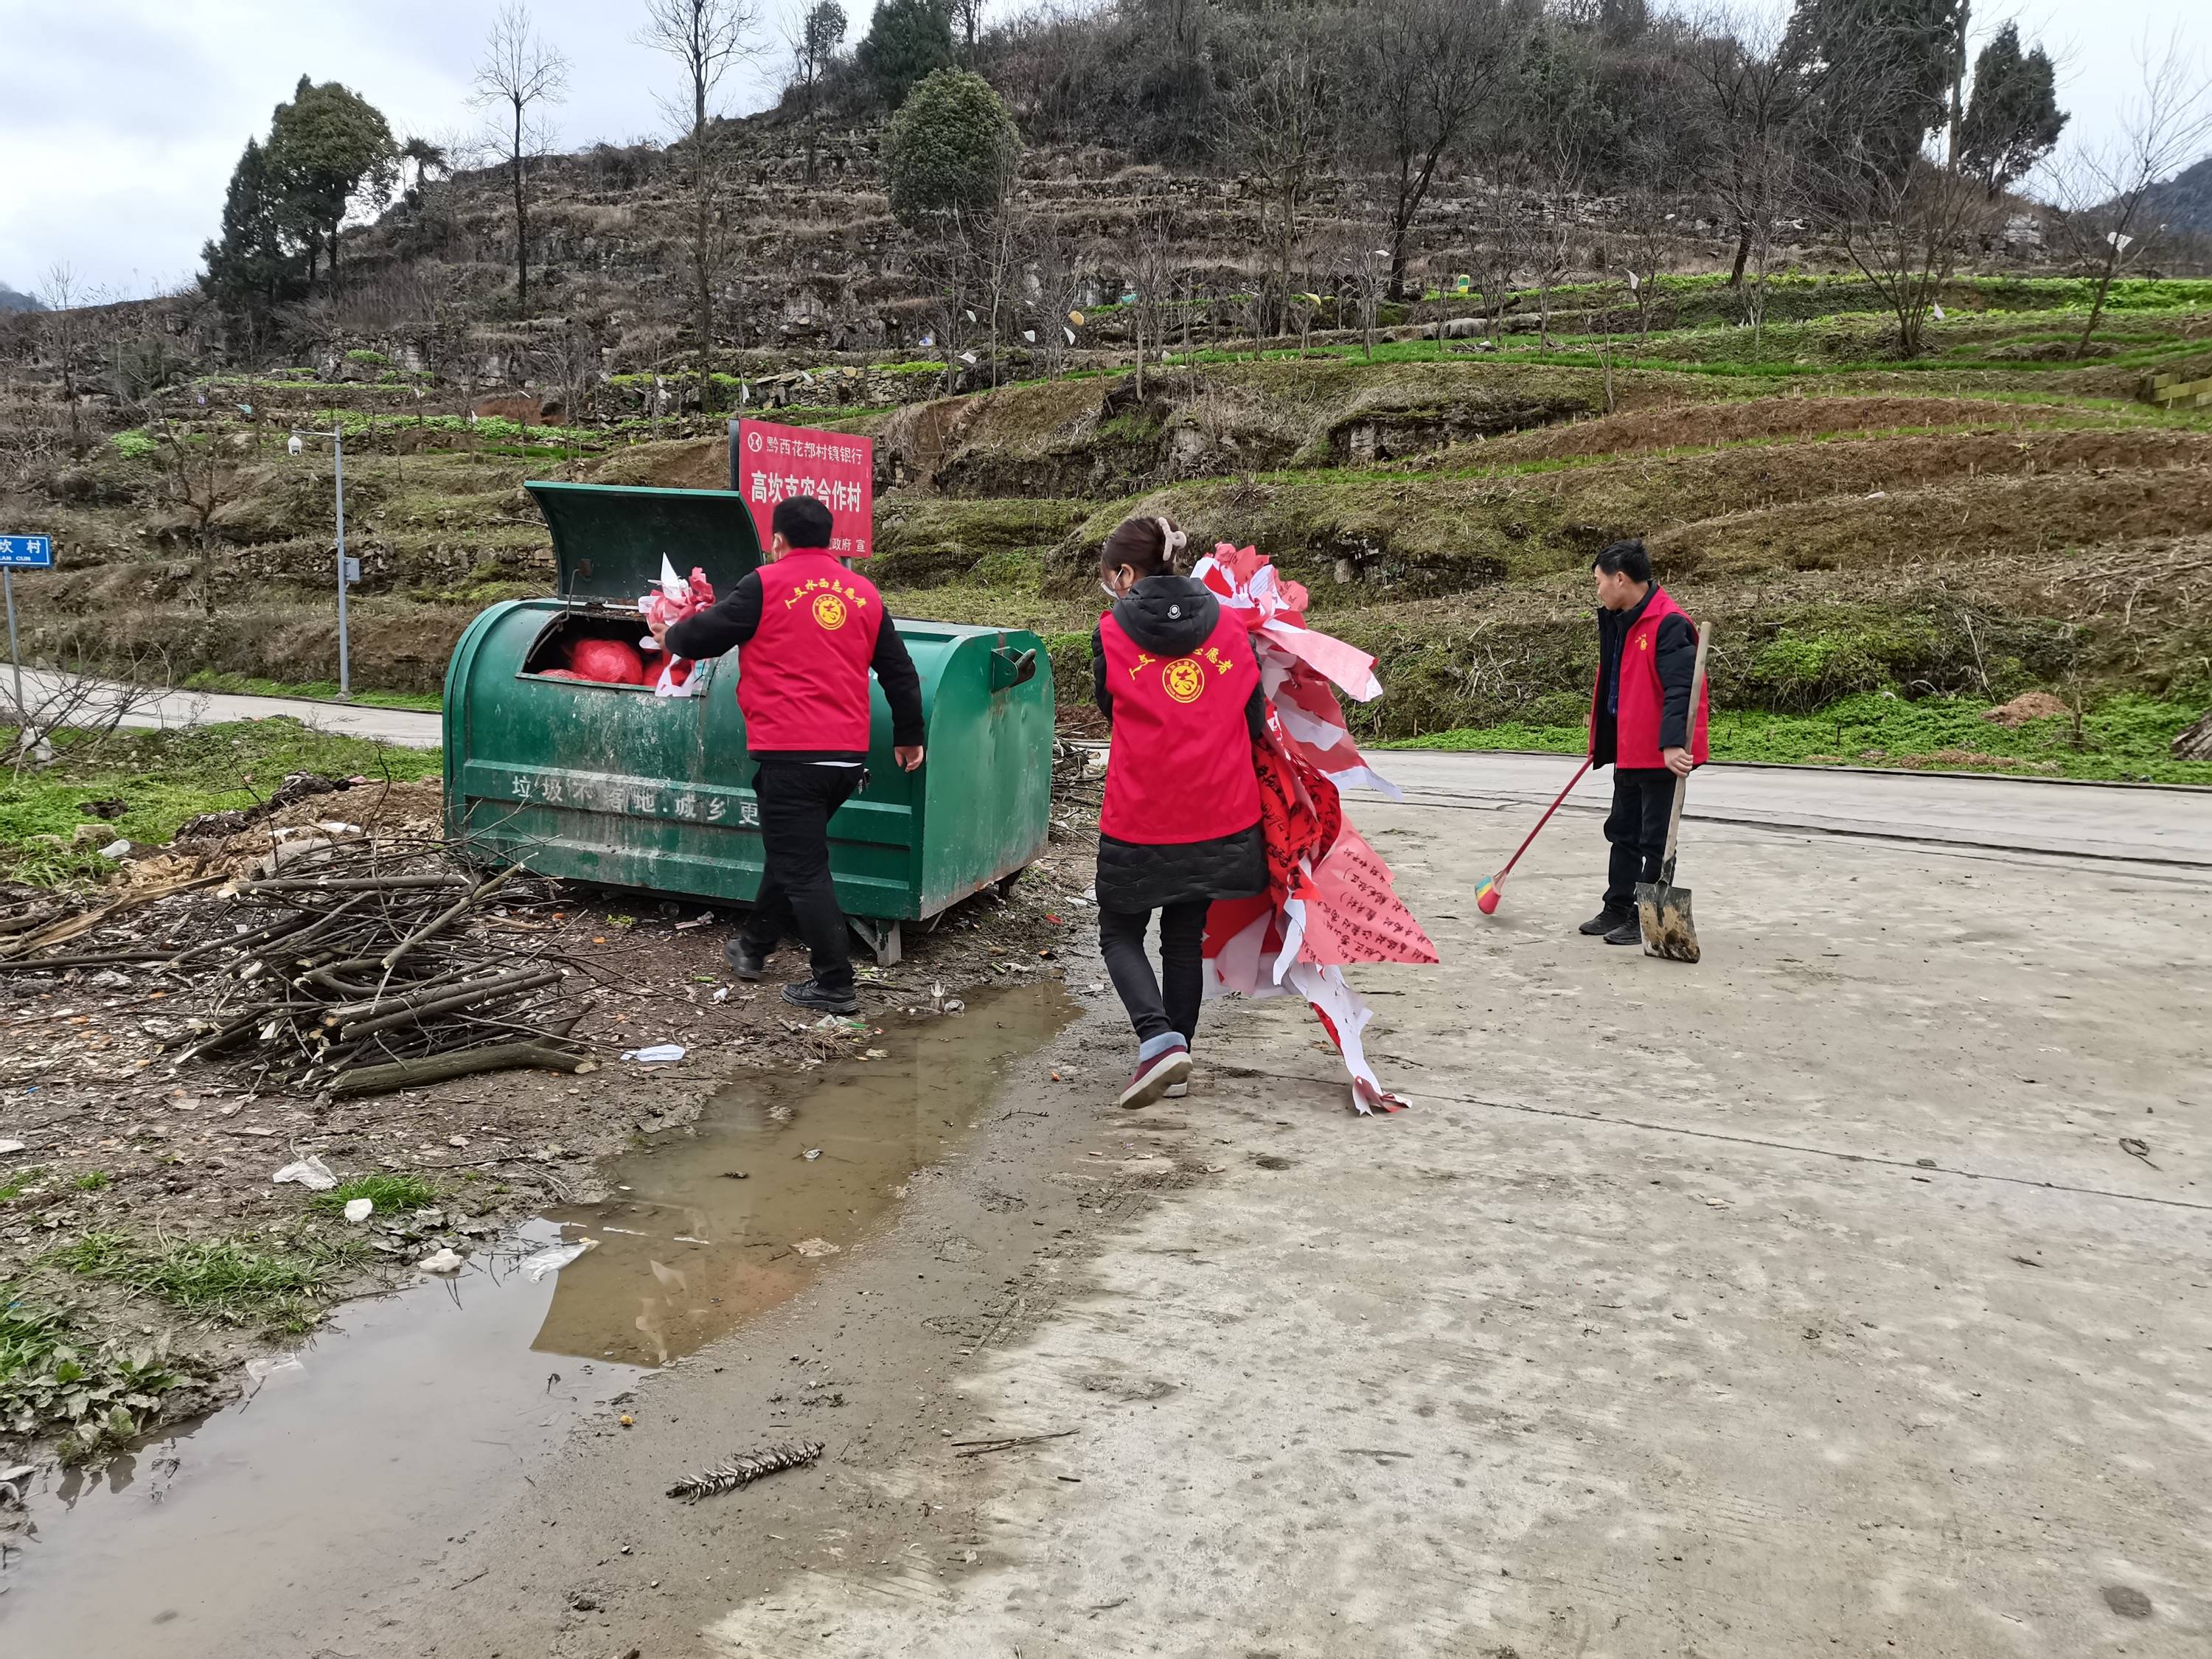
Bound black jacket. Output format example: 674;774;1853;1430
1591;584;1697;770
666;565;925;761
1091;575;1268;913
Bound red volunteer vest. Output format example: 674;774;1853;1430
739;551;884;752
1098;607;1263;844
1591;584;1710;769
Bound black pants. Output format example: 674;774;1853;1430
1099;900;1209;1048
743;759;863;993
1603;767;1680;910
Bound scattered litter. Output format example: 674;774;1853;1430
942;998;966;1016
245;1354;305;1382
0;1463;35;1509
667;1439;825;1502
861;1048;889;1060
793;1237;841;1259
802;1147;822;1161
621;1044;686;1064
619;1414;635;1428
417;1247;466;1275
720;1169;749;1180
521;1239;596;1281
0;1139;26;1156
810;1015;866;1034
2120;1136;2157;1168
343;1197;375;1223
98;839;132;860
272;1155;338;1191
712;987;731;1003
1085;982;1105;995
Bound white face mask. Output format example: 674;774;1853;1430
1100;578;1122;602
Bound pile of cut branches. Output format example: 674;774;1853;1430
0;838;598;1097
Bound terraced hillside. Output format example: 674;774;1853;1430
4;279;2208;781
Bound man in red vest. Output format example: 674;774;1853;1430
658;495;924;1013
1582;538;1709;946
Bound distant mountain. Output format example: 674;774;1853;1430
0;283;43;313
2142;155;2212;237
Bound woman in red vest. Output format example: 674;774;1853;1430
1092;515;1268;1109
1582;538;1710;945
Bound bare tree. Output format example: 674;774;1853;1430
1228;50;1336;344
2051;35;2212;359
1825;160;1991;358
1026;218;1090;381
949;0;983;61
1124;209;1179;394
1357;0;1509;299
140;404;248;617
38;262;83;429
785;1;847;185
641;0;768;406
1687;7;1808;291
471;1;571;317
1339;221;1394;360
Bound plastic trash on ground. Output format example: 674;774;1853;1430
273;1155;338;1191
620;1043;686;1064
343;1197;375;1223
521;1239;596;1282
417;1247;466;1275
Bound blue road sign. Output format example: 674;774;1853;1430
0;535;53;568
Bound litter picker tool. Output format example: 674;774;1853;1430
1636;622;1712;962
1475;758;1592;915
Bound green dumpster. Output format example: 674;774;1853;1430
442;480;1054;962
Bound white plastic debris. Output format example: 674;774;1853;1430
521;1239;596;1282
343;1197;375;1223
417;1247;466;1275
98;839;131;860
0;1140;26;1156
712;986;731;1003
272;1155;338;1191
245;1354;305;1382
793;1237;841;1259
620;1044;686;1064
803;1147;822;1161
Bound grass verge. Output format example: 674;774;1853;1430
46;1228;370;1335
179;670;444;712
1385;693;2212;785
0;717;445;886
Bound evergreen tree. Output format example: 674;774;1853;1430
201;137;302;324
265;76;400;282
1785;0;1966;184
1958;24;2065;198
882;66;1020;225
857;0;953;109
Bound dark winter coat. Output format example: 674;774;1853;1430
1091;574;1269;914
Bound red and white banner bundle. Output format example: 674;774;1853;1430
1192;543;1439;1114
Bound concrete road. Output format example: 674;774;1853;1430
10;667;443;748
335;763;2212;1659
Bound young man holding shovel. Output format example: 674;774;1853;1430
1581;538;1708;946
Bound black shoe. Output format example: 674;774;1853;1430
1603;917;1643;947
1579;905;1632;936
724;936;768;981
782;978;859;1015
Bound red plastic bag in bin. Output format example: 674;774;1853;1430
638;556;717;698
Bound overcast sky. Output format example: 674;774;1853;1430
0;0;2204;299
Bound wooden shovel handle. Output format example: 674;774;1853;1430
1658;622;1713;872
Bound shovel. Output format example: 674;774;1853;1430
1636;622;1712;963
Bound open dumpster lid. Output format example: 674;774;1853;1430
526;481;765;604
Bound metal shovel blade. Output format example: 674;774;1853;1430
1635;875;1700;963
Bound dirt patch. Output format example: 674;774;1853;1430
1982;691;2070;726
0;804;1103;1466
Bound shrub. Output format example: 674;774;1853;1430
883;69;1021;228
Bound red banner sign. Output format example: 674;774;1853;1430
734;420;874;559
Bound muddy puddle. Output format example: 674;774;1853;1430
0;982;1072;1657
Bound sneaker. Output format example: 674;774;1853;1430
725;936;768;981
782;978;859;1015
1603;917;1643;947
1116;1044;1191;1110
1164;1082;1188;1099
1579;905;1633;936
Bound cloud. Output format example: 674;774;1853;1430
0;0;792;295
